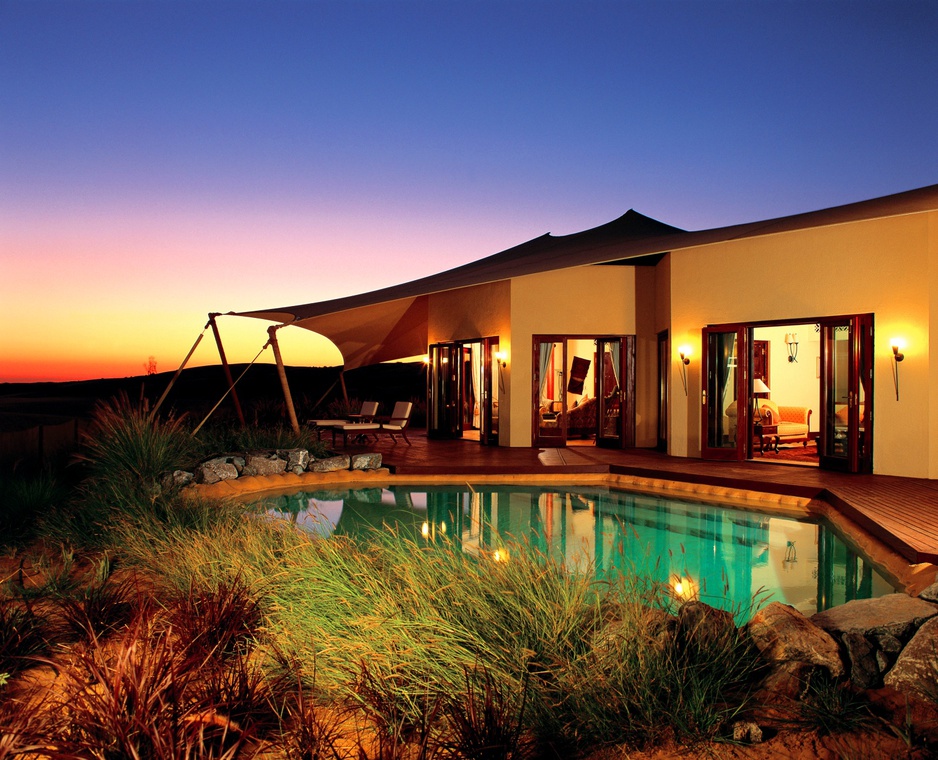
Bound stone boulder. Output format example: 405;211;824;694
309;455;351;473
195;457;240;485
161;469;195;489
812;594;938;689
243;452;287;477
279;448;310;474
884;616;938;700
675;601;736;656
594;606;676;655
747;602;843;679
350;452;382;470
918;581;938;604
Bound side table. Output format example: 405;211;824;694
753;422;779;455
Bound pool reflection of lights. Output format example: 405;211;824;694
672;576;698;601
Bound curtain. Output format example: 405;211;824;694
538;342;553;406
470;345;481;428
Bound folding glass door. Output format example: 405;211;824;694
701;317;873;472
532;335;634;447
427;338;500;444
701;326;749;460
534;338;566;446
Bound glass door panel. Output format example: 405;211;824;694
819;315;874;472
701;327;748;460
427;342;461;439
534;339;565;446
657;331;669;451
597;338;622;445
480;338;499;445
820;323;850;466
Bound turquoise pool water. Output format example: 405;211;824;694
260;484;895;617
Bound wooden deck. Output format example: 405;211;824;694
341;431;938;566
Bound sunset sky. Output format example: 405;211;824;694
2;0;936;382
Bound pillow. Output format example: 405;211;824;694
760;404;780;425
834;405;849;425
758;398;779;418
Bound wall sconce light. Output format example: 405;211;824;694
678;345;692;396
494;350;508;368
421;355;430;365
784;333;799;363
891;337;905;400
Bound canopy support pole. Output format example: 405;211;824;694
209;313;246;428
268;325;300;434
148;322;208;423
339;369;349;404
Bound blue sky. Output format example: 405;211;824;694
1;0;936;380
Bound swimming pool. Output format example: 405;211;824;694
260;483;896;617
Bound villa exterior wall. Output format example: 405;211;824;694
669;210;936;479
634;267;659;447
929;210;938;479
508;266;638;447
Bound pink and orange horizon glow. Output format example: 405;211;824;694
2;1;937;383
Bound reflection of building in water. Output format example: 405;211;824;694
265;486;895;617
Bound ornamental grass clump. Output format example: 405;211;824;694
52;554;140;645
0;597;52;679
61;394;198;547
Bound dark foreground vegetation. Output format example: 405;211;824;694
1;394;937;758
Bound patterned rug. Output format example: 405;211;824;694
758;440;818;465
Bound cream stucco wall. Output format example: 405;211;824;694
670;210;936;478
509;266;638;447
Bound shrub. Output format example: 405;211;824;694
53;614;256;757
74;393;196;526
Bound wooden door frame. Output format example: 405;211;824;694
532;334;636;448
532;335;567;447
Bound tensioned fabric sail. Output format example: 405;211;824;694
227;184;938;369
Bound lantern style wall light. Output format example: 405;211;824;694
678;345;692;396
784;333;799;363
494;350;508;368
891;337;905;401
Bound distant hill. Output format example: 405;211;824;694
0;363;426;432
